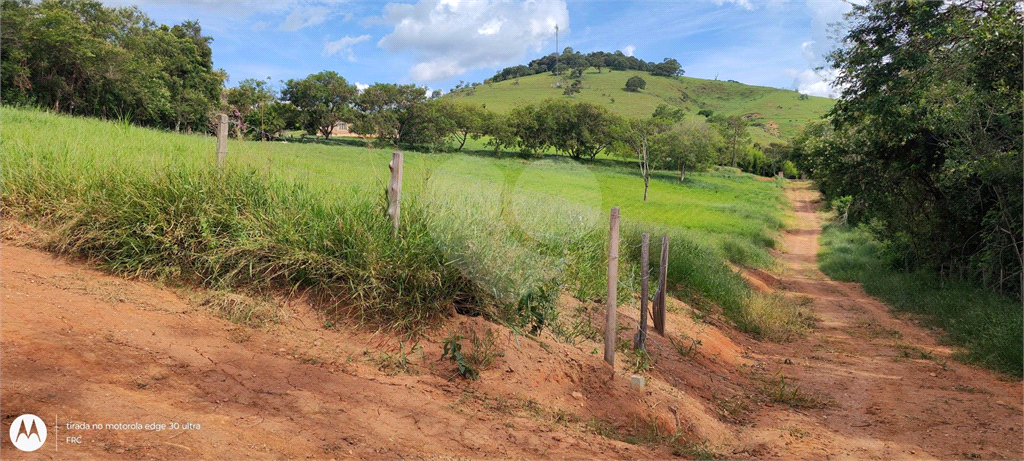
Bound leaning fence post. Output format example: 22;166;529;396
604;206;620;367
388;152;403;236
654;234;669;335
216;113;228;168
634;233;650;351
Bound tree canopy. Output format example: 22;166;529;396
282;71;356;139
798;0;1023;297
1;0;224;132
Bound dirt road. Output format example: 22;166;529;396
1;183;1021;460
735;184;1023;459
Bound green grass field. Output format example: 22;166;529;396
819;224;1023;376
2;107;788;335
446;69;835;145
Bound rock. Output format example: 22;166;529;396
571;391;583;400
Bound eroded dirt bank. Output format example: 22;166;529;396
1;183;1021;460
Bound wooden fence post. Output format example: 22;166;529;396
634;233;650;350
654;234;669;336
388;152;403;236
604;206;620;367
216;113;228;168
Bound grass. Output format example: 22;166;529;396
1;107;787;337
819;224;1023;376
738;293;814;342
447;68;835;143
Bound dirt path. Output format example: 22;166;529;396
735;183;1023;460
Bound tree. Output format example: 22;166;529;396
654;119;722;181
615;117;670;201
352;83;430;146
651;104;685;123
545;100;620;160
811;0;1023;296
711;115;750;168
562;79;582;96
0;0;222;132
588;53;607;73
227;78;276;138
282;71;355;139
444;102;488;151
624;76;646;92
650;58;684;77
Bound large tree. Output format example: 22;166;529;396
351;83;429;146
282;71;355;139
808;0;1023;296
711;115;750;168
0;0;223;132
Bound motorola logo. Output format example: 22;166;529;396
9;414;47;452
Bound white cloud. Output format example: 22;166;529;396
790;68;840;98
252;20;270;32
716;0;754;11
623;45;636;57
376;0;569;82
279;6;333;31
354;82;370;93
323;34;372;61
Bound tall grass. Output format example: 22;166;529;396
819;224;1023;376
2;107;787;336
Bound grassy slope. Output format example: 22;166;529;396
818;224;1023;376
2;107;787;332
446;69;834;144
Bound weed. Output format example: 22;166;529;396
785;425;809;439
738;293;812;342
710;390;752;422
377;341;422;375
441;333;477;380
626;348;655;374
194;291;281;328
550;303;601;345
672;440;722;460
466;328;503;372
669;333;702;358
760;374;827;409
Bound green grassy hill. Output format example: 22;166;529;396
446;69;834;145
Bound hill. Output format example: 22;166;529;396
446;69;834;145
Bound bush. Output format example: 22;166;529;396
624;76;646;92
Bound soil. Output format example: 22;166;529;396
1;182;1021;460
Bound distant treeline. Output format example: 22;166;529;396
488;48;683;83
1;0;223;132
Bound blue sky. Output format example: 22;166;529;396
104;0;852;98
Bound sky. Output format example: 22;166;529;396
102;0;853;98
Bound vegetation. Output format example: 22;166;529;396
2;108;787;338
795;1;1023;299
1;0;223;132
625;76;647;92
488;48;672;83
819;224;1023;376
282;71;356;139
449;67;834;145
